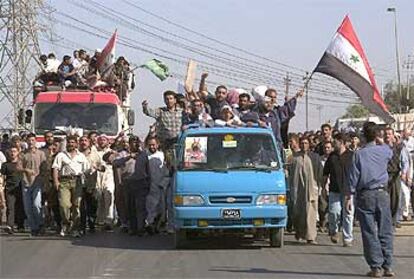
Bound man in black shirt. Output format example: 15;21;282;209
323;133;354;246
200;85;229;120
316;123;333;156
0;147;25;233
113;136;151;236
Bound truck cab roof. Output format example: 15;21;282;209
34;90;121;105
180;125;275;137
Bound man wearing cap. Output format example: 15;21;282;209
214;105;243;127
96;135;115;230
52;135;89;237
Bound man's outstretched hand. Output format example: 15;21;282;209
295;88;305;98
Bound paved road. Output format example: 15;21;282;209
1;226;413;279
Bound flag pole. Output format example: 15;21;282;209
302;71;313;130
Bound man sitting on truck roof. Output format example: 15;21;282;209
46;53;60;74
58;55;77;88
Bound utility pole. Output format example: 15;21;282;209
303;72;310;131
316;105;323;125
404;55;413;112
0;0;44;131
284;72;291;100
387;7;402;113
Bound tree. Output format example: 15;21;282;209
383;81;414;113
341;104;370;119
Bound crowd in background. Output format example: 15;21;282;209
285;124;414;246
1;71;413;247
0;131;170;237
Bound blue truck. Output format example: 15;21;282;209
173;125;287;248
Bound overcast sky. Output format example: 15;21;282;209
2;0;413;136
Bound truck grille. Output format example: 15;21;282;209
207;219;254;226
209;196;252;204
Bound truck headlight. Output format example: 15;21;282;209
174;195;205;206
256;194;286;205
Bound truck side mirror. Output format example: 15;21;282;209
25;109;33;124
127;110;135;126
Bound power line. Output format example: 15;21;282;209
118;0;357;94
120;0;306;73
52;6;357;101
52;15;359;105
66;0;356;96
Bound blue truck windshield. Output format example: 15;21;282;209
180;133;279;171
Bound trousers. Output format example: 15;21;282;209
397;181;411;221
328;192;354;242
80;189;98;231
6;188;25;229
22;181;43;232
125;179;149;232
58;178;82;231
357;189;393;270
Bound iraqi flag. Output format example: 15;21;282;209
97;30;117;75
314;16;395;124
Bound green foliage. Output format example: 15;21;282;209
383;81;414;113
341;104;370;119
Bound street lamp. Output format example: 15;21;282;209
387;7;403;113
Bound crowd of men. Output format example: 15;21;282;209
1;70;413;276
0;132;170;237
34;49;135;101
285;124;414;246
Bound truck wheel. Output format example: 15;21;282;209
270;228;284;248
174;229;187;249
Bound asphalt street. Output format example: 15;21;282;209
1;225;413;279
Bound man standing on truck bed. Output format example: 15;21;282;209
142;90;184;167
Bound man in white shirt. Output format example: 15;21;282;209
45;53;60;73
52;135;89;237
400;128;414;221
145;136;170;234
73;50;89;85
0;150;6;224
96;135;115;230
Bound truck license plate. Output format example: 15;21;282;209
222;209;241;219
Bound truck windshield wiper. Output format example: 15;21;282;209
35;127;67;135
226;165;273;172
181;167;228;173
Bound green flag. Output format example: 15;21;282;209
141;59;170;81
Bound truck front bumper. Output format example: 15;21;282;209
174;205;287;229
